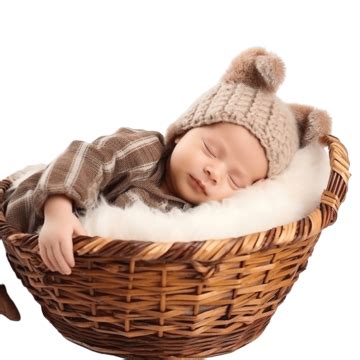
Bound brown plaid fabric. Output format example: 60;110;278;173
4;127;193;233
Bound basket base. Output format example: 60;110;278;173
125;357;203;360
45;305;270;359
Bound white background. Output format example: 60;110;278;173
0;1;359;359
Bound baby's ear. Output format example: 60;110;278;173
289;103;332;147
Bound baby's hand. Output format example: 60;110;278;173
38;212;87;275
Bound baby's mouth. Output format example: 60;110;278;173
189;175;207;195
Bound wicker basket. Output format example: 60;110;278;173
0;135;350;360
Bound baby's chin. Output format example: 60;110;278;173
175;181;205;205
180;184;232;205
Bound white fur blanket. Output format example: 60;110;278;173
7;142;330;243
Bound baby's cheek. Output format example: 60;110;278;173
196;152;210;171
220;185;236;201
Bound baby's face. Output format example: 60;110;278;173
162;122;268;205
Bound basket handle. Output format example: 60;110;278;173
319;135;351;228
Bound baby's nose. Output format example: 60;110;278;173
205;166;223;184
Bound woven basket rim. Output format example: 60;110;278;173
0;134;350;262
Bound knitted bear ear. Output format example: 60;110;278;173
289;103;332;147
221;47;285;92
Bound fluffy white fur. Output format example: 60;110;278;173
7;142;330;243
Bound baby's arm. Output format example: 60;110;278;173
38;194;87;275
33;128;163;273
31;127;163;221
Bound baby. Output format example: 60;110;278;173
3;47;331;277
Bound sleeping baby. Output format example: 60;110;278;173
3;47;331;276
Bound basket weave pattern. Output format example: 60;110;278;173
0;135;350;359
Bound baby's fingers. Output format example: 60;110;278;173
45;245;62;274
39;243;55;272
60;238;75;269
51;243;72;275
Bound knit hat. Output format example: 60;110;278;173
165;47;332;178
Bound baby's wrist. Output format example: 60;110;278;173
44;195;73;217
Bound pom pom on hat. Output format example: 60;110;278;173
221;47;286;92
289;103;332;147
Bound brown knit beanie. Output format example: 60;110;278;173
165;47;332;178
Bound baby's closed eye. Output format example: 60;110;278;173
203;139;242;189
